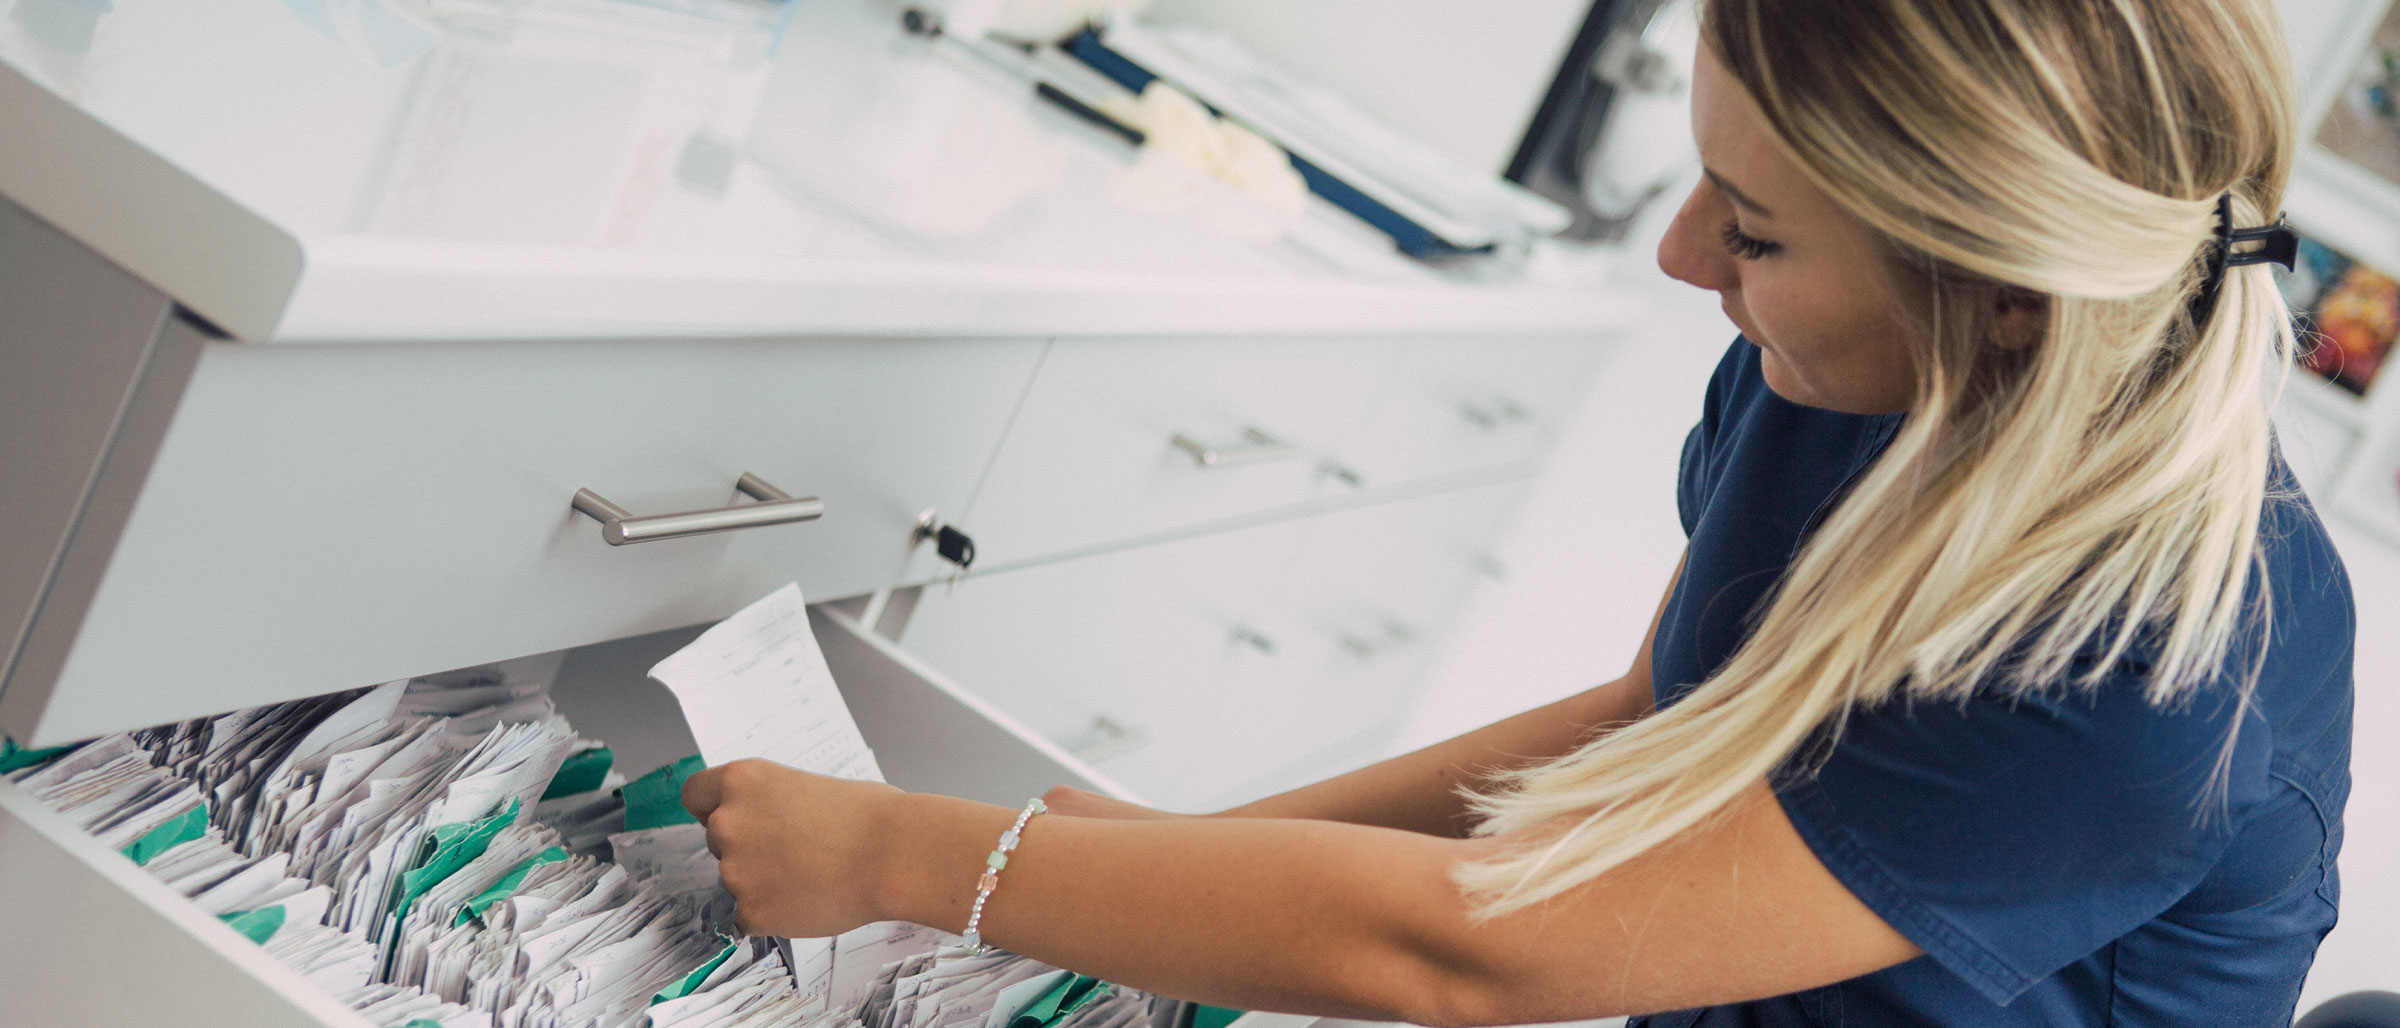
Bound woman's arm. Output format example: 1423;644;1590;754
1048;559;1681;837
681;557;1923;1022
685;770;1919;1025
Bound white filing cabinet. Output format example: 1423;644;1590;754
0;2;1644;1022
0;196;1629;1026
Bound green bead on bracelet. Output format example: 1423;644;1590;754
962;796;1046;953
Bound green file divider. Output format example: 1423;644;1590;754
652;935;741;1004
0;737;73;774
121;803;208;865
457;845;571;926
620;754;706;831
542;745;614;800
391;797;521;926
219;905;287;945
1012;974;1112;1028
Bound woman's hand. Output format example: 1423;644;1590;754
1039;785;1189;821
680;758;905;938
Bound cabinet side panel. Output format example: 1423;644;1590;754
0;316;205;746
811;607;1130;804
0;783;366;1027
0;194;173;718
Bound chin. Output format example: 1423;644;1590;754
1754;347;1823;407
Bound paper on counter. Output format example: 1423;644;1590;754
648;582;883;782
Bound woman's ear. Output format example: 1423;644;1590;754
1992;288;2050;351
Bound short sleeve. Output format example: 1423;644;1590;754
1676;425;1708;538
1675;340;1749;538
1775;670;2253;1005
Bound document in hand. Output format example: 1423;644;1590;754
649;581;926;1005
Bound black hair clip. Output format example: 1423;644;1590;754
2188;192;2300;329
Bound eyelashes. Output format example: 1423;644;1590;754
1720;221;1782;260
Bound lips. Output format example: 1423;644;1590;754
1721;297;1761;343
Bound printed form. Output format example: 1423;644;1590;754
649;582;884;783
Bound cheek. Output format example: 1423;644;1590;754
1738;276;1823;353
1753;280;1922;411
1744;283;1863;385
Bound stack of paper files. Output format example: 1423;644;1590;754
7;584;1195;1028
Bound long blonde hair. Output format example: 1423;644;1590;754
1460;0;2299;912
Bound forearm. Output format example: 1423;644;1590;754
1220;675;1651;836
875;793;1496;1024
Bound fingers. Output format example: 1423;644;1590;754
682;765;726;822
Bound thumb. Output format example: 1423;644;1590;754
682;765;727;823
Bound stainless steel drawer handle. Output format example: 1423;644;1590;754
1460;397;1534;431
571;473;824;546
1171;426;1297;468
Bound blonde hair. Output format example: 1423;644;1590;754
1460;0;2299;912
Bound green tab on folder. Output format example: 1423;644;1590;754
219;905;287;945
392;798;520;925
652;935;740;1004
457;845;570;926
542;745;614;800
1012;974;1111;1028
121;803;208;865
620;755;705;832
394;1021;445;1028
0;737;72;774
1191;1006;1244;1028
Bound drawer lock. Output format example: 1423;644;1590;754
571;472;824;546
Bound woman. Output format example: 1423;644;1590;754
682;0;2354;1023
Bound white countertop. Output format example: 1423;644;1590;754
0;0;1650;342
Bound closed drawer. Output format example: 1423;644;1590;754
1338;335;1605;490
0;605;1121;1027
958;335;1392;569
898;481;1526;812
893;514;1309;810
1;327;1043;747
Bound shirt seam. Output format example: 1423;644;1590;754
1779;778;2037;1006
2266;758;2343;912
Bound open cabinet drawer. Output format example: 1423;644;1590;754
0;324;1043;748
0;605;1143;1028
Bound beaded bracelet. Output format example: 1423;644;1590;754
961;796;1046;953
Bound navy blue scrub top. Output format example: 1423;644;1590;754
1630;340;2354;1027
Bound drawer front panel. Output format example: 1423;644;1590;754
0;782;369;1028
898;481;1525;812
3;334;1042;746
959;335;1392;568
1339;335;1605;490
894;516;1315;809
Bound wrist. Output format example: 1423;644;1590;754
874;792;1016;933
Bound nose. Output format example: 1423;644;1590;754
1657;180;1738;293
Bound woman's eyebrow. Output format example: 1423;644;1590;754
1705;168;1776;219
